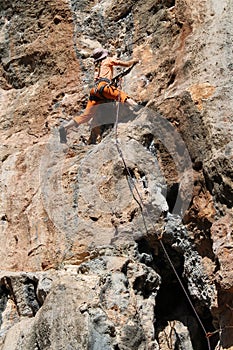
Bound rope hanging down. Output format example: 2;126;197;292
113;79;212;350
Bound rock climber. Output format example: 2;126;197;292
59;47;139;144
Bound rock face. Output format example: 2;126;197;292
0;0;232;349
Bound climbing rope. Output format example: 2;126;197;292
114;95;149;231
113;79;212;350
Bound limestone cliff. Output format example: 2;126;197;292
0;0;232;349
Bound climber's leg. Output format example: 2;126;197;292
59;100;98;144
59;120;78;144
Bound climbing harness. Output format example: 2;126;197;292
89;79;114;103
89;61;138;103
90;61;112;101
113;78;213;350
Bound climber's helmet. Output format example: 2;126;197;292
92;48;108;62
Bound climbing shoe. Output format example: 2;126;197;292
59;126;67;144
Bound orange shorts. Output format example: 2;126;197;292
73;82;129;125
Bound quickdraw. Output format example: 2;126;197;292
111;61;138;87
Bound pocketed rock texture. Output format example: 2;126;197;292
0;0;232;349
